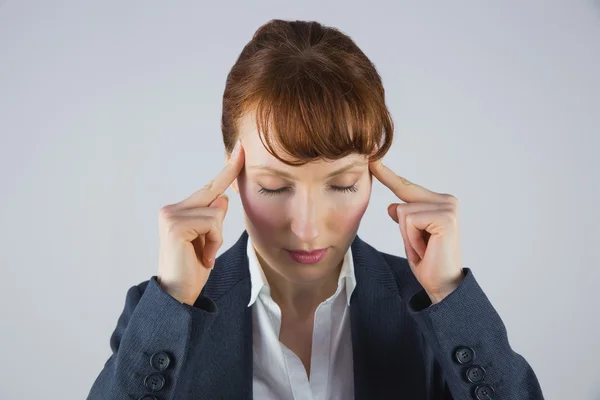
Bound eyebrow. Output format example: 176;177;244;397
247;160;365;180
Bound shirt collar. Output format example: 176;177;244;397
246;235;357;307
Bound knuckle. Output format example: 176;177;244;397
391;182;404;194
159;205;174;219
203;180;215;191
443;194;459;206
164;219;181;237
442;210;457;224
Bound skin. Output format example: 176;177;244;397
228;112;372;310
226;111;373;376
369;159;465;304
224;111;465;377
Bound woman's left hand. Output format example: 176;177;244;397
369;159;465;304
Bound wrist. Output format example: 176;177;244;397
426;270;465;304
157;277;197;305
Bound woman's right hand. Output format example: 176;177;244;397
157;140;244;305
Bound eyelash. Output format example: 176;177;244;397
258;185;358;196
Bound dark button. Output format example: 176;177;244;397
138;396;158;400
465;365;486;383
150;351;171;371
144;373;166;392
474;384;495;400
454;346;475;364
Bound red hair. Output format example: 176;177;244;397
221;19;394;166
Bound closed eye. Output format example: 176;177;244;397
258;184;358;196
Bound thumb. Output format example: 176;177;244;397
387;203;400;223
209;193;229;212
202;193;229;268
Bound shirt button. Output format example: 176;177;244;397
138;396;158;400
144;373;166;392
465;365;486;383
454;346;475;364
474;384;495;400
150;351;171;371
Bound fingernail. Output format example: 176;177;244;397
219;193;228;201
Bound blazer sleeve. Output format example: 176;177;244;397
407;268;545;400
87;276;219;400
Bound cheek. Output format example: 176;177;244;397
331;190;370;230
238;178;283;232
243;195;283;229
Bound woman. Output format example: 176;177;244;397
88;19;544;400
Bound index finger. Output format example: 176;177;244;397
177;140;245;209
369;159;441;203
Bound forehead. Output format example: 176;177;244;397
237;112;368;176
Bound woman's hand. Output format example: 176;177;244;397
157;140;245;305
369;159;464;304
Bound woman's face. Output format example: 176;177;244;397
228;112;373;284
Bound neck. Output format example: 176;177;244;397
258;253;344;320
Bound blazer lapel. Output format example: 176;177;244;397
350;234;428;399
195;230;254;399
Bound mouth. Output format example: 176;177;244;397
285;248;329;264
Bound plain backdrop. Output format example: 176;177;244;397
1;1;599;399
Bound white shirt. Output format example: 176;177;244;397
247;235;357;400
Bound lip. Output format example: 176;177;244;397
285;248;329;264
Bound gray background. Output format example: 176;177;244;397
1;1;599;399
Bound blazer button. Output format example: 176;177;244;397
454;346;475;364
150;351;171;371
138;396;158;400
474;384;495;400
465;365;486;383
144;373;166;392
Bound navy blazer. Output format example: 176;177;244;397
88;230;544;399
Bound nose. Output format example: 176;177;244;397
290;192;321;245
